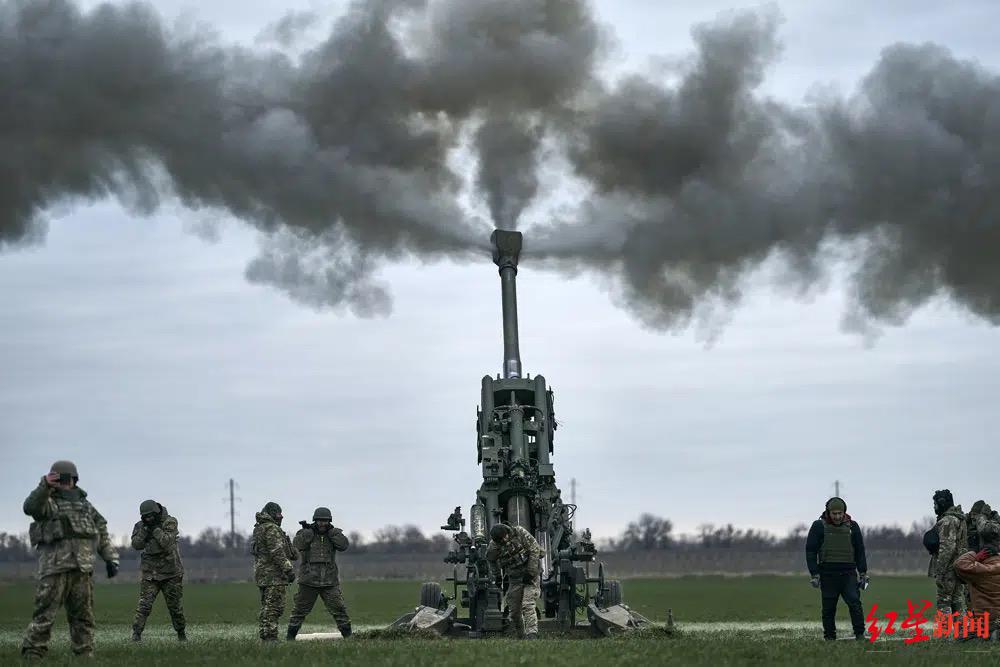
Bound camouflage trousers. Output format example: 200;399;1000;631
935;569;968;614
21;570;95;658
288;584;351;629
506;581;540;638
258;585;288;640
134;577;186;633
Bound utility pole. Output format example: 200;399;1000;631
223;479;241;550
229;479;236;545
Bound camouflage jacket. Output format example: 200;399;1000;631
251;513;297;586
931;506;968;578
131;510;184;581
23;478;119;578
293;525;349;587
486;526;543;578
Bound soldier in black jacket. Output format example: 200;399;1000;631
805;497;868;641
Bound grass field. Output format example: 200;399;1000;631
1;576;995;664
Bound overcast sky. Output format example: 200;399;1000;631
2;0;999;544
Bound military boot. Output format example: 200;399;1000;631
524;633;539;640
177;629;187;641
338;623;352;638
131;627;142;642
286;625;300;641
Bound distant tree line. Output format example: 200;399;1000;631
605;513;937;552
0;524;452;562
0;515;936;562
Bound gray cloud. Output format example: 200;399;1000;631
255;9;319;49
2;0;999;331
474;114;542;229
532;11;1000;333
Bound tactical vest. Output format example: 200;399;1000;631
497;529;535;571
305;533;335;563
28;491;97;546
819;521;854;564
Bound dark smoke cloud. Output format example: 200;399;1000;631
0;0;601;310
255;10;319;49
2;0;999;331
474;114;542;229
532;9;1000;332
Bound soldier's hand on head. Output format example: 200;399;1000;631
106;561;119;579
809;575;821;589
44;472;60;488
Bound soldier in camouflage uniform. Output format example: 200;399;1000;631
967;501;998;552
486;523;544;639
21;460;120;659
287;507;352;640
130;499;186;641
251;501;298;641
929;489;968;616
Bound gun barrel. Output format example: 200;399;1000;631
491;230;523;379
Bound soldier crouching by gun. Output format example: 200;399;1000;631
286;507;352;640
486;523;544;640
130;499;186;641
251;502;298;642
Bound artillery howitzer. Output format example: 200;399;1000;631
391;230;650;637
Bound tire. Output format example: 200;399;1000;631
603;579;622;607
420;582;443;609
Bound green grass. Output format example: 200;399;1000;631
1;577;995;665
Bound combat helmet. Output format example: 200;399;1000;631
312;507;333;522
50;460;78;481
139;499;160;516
490;524;512;542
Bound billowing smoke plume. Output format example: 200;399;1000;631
534;9;1000;330
475;114;542;229
2;0;999;330
0;0;599;312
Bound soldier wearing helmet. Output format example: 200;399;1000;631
251;501;298;641
486;523;544;639
929;489;968;616
130;499;186;642
21;460;120;659
287;507;352;640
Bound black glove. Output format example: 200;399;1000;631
106;561;119;579
809;575;820;589
286;570;296;583
522;572;537;585
299;521;310;529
